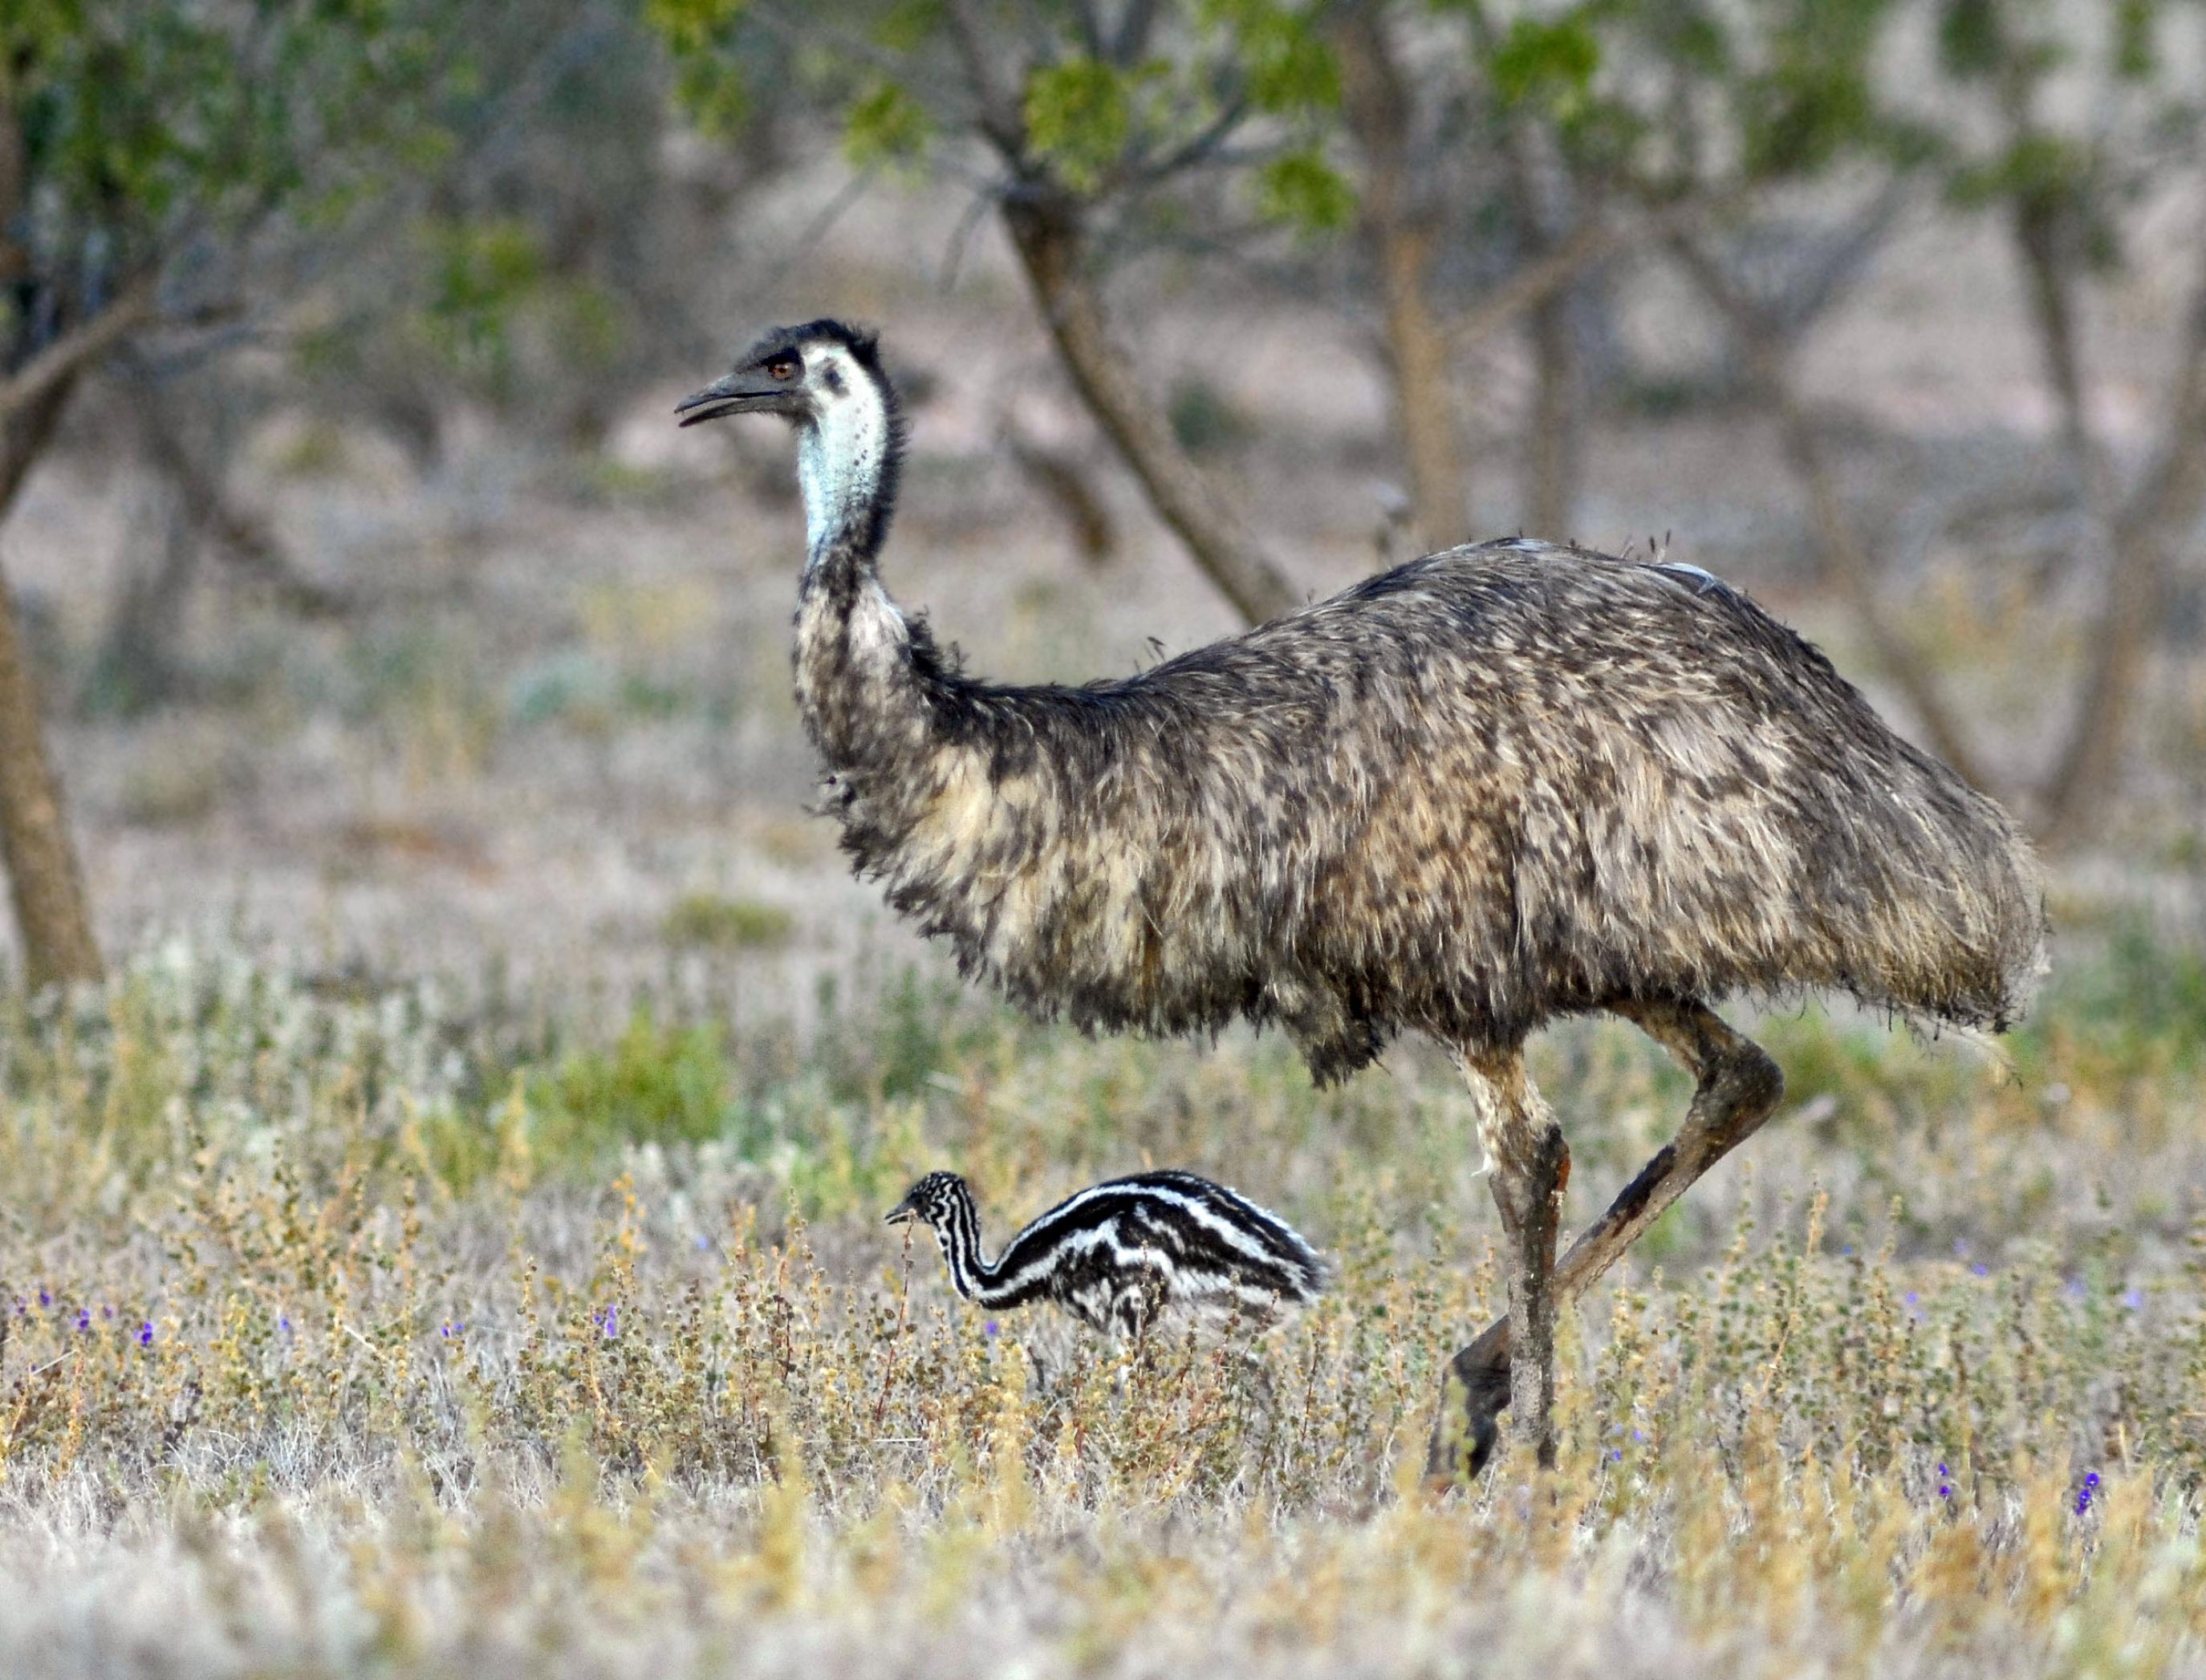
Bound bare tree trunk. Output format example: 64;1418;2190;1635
91;481;202;716
1451;198;1728;356
2011;203;2111;516
1674;239;1997;796
2038;264;2206;846
1008;430;1117;565
129;381;351;619
1524;290;1582;538
1000;193;1298;624
1333;6;1469;551
1495;122;1585;538
0;375;102;988
936;0;1294;624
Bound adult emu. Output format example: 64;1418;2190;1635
677;320;2046;1476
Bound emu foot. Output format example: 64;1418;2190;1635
1424;1329;1512;1487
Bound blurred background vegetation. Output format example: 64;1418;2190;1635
0;0;2202;995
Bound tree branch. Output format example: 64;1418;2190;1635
1111;0;1160;65
1672;236;1997;796
127;383;355;621
940;0;1026;153
1333;3;1467;547
1001;193;1298;623
2037;258;2206;844
0;278;160;427
1452;197;1721;355
2119;264;2206;553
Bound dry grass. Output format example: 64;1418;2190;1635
0;935;2202;1677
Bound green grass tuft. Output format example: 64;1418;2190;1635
661;893;796;952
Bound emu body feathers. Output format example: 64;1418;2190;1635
805;534;2046;1083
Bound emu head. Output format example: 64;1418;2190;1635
676;319;890;428
677;319;902;559
884;1170;967;1232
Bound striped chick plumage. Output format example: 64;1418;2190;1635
885;1170;1325;1336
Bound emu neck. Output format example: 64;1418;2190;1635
797;396;888;562
790;401;922;776
931;1195;1012;1306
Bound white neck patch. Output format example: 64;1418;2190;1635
794;343;889;562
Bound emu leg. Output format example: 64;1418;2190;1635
1428;1001;1784;1484
1455;1048;1570;1468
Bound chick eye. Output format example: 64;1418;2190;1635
766;356;798;381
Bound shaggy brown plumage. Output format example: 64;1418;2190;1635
810;540;2043;1085
677;319;2046;1475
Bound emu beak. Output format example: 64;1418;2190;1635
884;1195;918;1226
675;371;783;427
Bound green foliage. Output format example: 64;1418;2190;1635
644;0;750;54
844;78;933;169
2013;916;2206;1081
1924;0;2196;267
644;0;780;136
2;0;450;279
1578;0;1907;187
871;0;948;53
417;219;555;383
1257;148;1355;232
652;0;1341;233
530;1011;741;1159
1024;59;1140;193
2112;0;2158;80
1200;0;1339;114
1947;132;2092;209
1935;0;2005;80
1167;376;1258;453
662;894;798;952
1489;14;1602;111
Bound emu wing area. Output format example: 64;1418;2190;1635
873;542;2045;1082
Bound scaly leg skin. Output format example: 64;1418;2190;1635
1428;1000;1785;1486
1454;1047;1570;1470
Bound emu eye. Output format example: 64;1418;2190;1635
766;356;798;381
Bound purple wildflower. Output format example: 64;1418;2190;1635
1971;1264;1989;1277
595;1305;619;1339
38;1289;50;1309
2123;1288;2144;1312
2075;1471;2100;1516
137;1321;153;1348
101;1305;112;1320
984;1320;999;1338
74;1308;89;1332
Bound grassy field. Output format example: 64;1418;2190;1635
0;926;2202;1677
